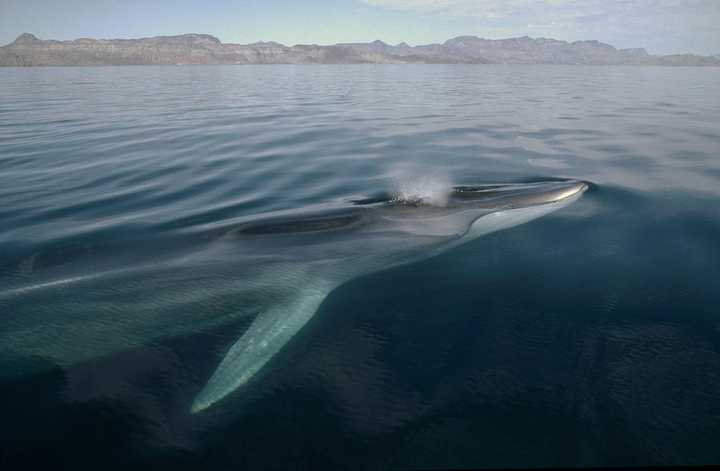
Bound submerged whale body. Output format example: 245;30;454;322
191;179;588;412
0;179;588;412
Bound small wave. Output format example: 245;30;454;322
0;274;100;299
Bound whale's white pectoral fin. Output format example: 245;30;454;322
191;281;333;413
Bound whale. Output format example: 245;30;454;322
190;179;588;412
0;179;588;413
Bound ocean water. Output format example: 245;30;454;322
0;65;719;469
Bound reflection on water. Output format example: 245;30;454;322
1;65;719;469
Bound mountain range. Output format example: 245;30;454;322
2;33;719;66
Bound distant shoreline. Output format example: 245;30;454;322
2;33;719;67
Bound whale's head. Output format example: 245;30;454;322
449;179;589;209
352;179;589;241
445;179;589;240
355;179;588;211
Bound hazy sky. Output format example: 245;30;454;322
1;0;719;55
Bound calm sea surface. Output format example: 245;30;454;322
1;65;719;469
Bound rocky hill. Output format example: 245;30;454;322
2;33;718;66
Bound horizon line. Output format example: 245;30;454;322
5;31;649;51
